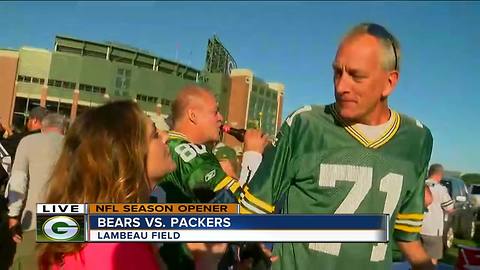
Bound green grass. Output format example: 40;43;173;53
441;238;480;265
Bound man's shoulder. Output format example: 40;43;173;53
438;184;450;194
426;179;448;193
22;132;63;144
167;131;190;145
18;132;42;146
397;112;433;147
284;104;333;128
398;112;432;136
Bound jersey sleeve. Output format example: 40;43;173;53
440;186;454;211
188;155;236;191
177;148;234;202
238;108;304;214
394;128;433;242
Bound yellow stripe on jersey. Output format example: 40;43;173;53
344;126;370;146
239;197;268;214
394;224;422;233
168;131;190;141
395;220;423;227
239;205;254;214
229;182;240;193
369;112;401;148
330;105;369;146
396;213;424;221
330;104;401;149
371;112;398;144
213;176;234;192
243;186;275;213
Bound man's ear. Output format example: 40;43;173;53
382;70;399;98
188;109;197;124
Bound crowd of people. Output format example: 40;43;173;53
0;22;457;270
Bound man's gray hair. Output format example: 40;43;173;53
41;113;68;131
343;23;401;72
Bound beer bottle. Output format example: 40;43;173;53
221;125;246;142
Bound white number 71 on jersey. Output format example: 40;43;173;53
309;164;403;262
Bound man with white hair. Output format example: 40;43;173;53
6;113;67;269
241;23;434;270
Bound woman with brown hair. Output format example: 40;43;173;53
38;100;176;270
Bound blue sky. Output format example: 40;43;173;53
0;2;478;172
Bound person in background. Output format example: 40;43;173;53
213;143;240;178
37;101;176;270
0;139;14;269
392;184;434;269
0;118;14;139
7;113;68;270
1;106;48;163
421;164;454;266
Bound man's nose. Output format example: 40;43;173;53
335;73;351;95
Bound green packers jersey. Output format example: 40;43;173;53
158;131;241;270
159;131;239;203
241;104;433;270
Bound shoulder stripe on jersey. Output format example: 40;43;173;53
330;104;401;149
239;196;268;214
168;131;189;141
240;205;254;214
243;186;275;213
238;192;273;214
441;200;454;207
214;176;234;192
395;220;423;227
229;182;240;194
396;213;424;221
239;204;255;214
394;224;421;233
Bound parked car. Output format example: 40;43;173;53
469;184;480;209
441;177;478;249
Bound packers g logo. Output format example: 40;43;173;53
42;216;80;241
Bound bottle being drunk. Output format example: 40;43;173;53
221;125;246;142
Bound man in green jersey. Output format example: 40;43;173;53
158;85;268;269
160;85;268;203
237;23;435;270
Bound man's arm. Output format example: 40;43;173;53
6;138;30;243
239;151;262;186
239;129;268;186
440;186;455;214
238;107;306;214
394;128;434;268
396;240;434;270
7;138;30;218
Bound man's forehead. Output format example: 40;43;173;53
334;35;382;69
188;91;217;109
201;92;218;106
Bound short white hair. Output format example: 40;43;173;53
343;23;401;72
41;113;68;130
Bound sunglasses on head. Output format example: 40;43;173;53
365;23;398;71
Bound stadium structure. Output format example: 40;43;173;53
0;35;284;151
